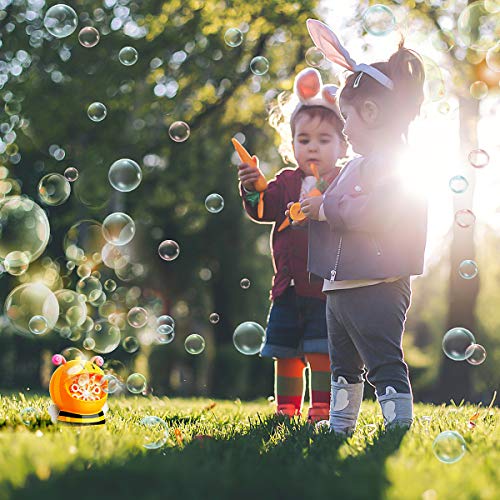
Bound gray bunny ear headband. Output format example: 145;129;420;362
306;19;394;90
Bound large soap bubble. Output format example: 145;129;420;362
102;212;135;246
233;321;265;355
433;431;466;464
38;173;71;206
108;159;142;192
457;2;500;52
0;196;50;263
4;283;59;335
64;219;105;264
44;4;78;39
442;327;475;361
88;320;121;354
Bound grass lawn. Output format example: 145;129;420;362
0;393;498;500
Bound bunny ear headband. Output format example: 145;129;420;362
290;67;342;122
306;19;394;91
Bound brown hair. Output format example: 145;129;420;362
339;41;425;138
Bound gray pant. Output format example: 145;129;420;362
325;278;412;397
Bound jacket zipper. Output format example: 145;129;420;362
330;236;343;282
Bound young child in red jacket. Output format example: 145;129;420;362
237;68;347;422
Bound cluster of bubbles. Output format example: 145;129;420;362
442;327;487;365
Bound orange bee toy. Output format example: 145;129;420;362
49;354;108;426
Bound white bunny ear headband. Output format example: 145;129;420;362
290;67;342;122
306;19;394;91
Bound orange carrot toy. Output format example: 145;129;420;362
232;138;267;218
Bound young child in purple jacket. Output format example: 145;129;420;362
300;20;428;433
237;68;347;422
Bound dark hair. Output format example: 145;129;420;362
339;41;425;138
290;105;346;147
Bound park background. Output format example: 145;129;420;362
0;0;499;406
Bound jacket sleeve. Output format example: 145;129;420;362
239;174;285;223
322;165;414;233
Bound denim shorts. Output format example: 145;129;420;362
261;286;328;358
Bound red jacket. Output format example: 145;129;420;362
240;166;341;301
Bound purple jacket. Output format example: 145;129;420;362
240;166;341;301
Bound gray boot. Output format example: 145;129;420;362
377;386;413;429
330;376;364;435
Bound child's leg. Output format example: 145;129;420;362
326;292;365;434
275;357;307;416
304;353;330;422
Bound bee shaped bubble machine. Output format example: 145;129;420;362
49;354;108;425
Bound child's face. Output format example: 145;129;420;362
292;114;345;177
340;102;379;155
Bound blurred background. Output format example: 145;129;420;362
0;0;498;404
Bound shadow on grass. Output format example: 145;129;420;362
7;416;407;500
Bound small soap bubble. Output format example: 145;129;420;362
77;264;91;279
64;167;79;182
108;158;142;192
140;416;168;449
20;407;39;426
168;121;190;142
102;212;135;246
127;307;148;328
468;149;489;169
38;173;71;206
76;276;103;302
442;327;475;361
205;193;224;214
158;240;180;261
4;250;30;276
305;47;325;67
78;26;100;48
250;56;269;76
157;324;175;344
432;431;466;464
233;321;265;355
119;46;138;66
104;279;117;292
100;374;119;394
83;337;96;350
240;278;251;289
458;259;478;280
449;175;468;194
44;4;78;38
126;373;147;393
465;343;487;365
60;347;84;361
454;209;475;228
29;315;48;335
209;313;220;324
87;102;107;122
122;336;139;353
469;81;488;100
224;28;243;47
184;334;205;355
362;4;396;36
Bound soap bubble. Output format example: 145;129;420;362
362;4;396;36
122;336;139;353
119;46;138;66
78;26;100;47
442;327;475;361
87;102;107;122
158;240;180;261
0;196;50;263
205;193;224;214
157;324;175;344
454;209;475;228
102;212;135;246
140;416;168;449
64;167;79;182
209;313;220;324
224;28;243;47
83;337;96;350
64;220;105;264
29;315;48;335
44;4;78;38
104;279;117;292
470;81;488;100
100;374;119;394
457;2;499;51
168;121;190;142
458;260;478;280
157;315;175;329
108;158;142;192
5;283;59;335
61;347;84;361
465;343;487;365
486;43;500;72
250;56;269;76
422;56;446;102
76;276;103;302
88;320;121;354
4;250;30;276
38;173;71;206
449;175;468;194
433;431;466;464
77;264;92;279
127;307;148;328
305;47;325;67
54;289;87;332
468;149;489;169
240;278;251;289
20;407;39;426
101;243;130;270
233;321;265;355
126;373;147;393
184;334;205;355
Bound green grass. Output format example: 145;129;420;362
0;393;498;500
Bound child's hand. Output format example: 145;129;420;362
300;196;323;221
238;162;262;191
285;202;307;227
